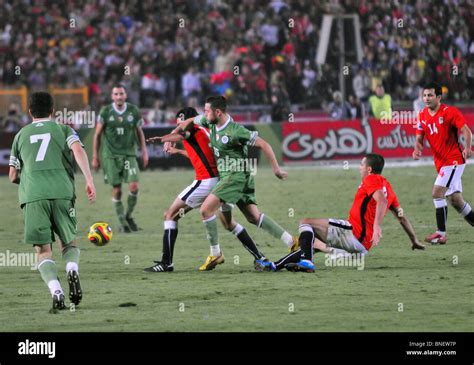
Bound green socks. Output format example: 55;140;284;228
203;215;221;256
38;245;79;299
113;190;138;225
38;258;63;296
126;190;138;217
62;245;80;273
38;259;59;285
258;213;294;247
113;198;128;226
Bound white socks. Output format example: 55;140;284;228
210;244;221;257
47;280;63;297
281;232;293;248
66;262;78;274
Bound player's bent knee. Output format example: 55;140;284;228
246;214;259;225
199;207;212;219
298;223;314;233
129;183;139;193
112;186;122;200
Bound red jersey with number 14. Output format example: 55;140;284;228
348;174;399;250
182;125;218;180
416;104;466;172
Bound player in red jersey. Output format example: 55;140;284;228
143;108;267;272
256;154;425;272
413;83;474;245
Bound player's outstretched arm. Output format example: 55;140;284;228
389;206;425;250
146;132;186;144
174;117;195;134
371;189;388;246
460;124;472;159
8;166;20;184
254;136;287;179
71;142;96;203
413;134;424;160
136;126;149;168
92;122;104;171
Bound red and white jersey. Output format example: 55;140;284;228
182;125;218;180
348;174;399;250
416;104;466;172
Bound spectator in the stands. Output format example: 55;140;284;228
146;99;172;126
2;59;17;84
352;67;371;102
326;91;351;120
302;60;317;98
369;85;392;120
270;84;290;122
348;94;364;120
181;66;201;106
2;103;27;132
0;0;472;108
413;88;425;114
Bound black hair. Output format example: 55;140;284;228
365;153;385;174
423;82;442;96
205;95;227;112
112;84;126;91
176;107;198;121
28;92;54;118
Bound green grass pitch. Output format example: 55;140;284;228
0;165;473;331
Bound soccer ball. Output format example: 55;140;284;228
88;222;113;246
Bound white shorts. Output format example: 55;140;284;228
326;219;368;254
434;164;465;197
178;177;219;208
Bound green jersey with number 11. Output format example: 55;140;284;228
9;119;82;206
97;102;143;158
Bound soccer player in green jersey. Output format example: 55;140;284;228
162;96;297;270
92;85;149;232
9;92;96;313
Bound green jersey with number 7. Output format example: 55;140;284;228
9;119;82;206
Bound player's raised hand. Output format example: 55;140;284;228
166;146;180;155
412;149;422;160
146;136;162;143
412;239;426;250
163;142;177;154
274;168;288;180
86;180;96;203
371;225;382;246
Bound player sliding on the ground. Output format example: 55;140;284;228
256;154;425;273
413;83;474;245
9;92;96;312
92;84;148;233
143;107;268;272
157;96;298;271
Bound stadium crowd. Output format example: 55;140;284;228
0;0;473;124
